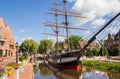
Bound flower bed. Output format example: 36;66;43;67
0;67;7;79
0;67;4;77
6;62;19;70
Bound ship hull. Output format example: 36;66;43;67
48;60;80;69
48;56;81;69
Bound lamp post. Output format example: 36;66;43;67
16;42;19;63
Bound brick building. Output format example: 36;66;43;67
105;30;120;53
0;18;16;58
78;40;96;50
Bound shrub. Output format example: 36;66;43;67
19;56;24;62
24;54;29;60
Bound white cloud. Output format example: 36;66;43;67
20;29;26;33
21;37;33;41
84;30;90;35
71;0;120;26
91;18;106;28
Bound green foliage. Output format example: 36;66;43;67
39;63;52;76
86;48;93;57
92;49;99;56
6;62;19;69
99;47;109;56
5;66;15;75
86;46;109;57
65;35;83;50
19;56;24;62
24;54;29;59
104;47;109;56
83;60;120;73
0;67;4;77
0;72;3;77
38;39;54;54
108;47;120;56
19;54;29;62
54;42;64;50
113;48;120;56
20;39;38;54
95;45;101;51
33;65;38;74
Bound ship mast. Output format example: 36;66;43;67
43;0;87;52
63;0;70;52
55;2;59;51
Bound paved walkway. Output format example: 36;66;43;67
0;57;34;79
82;56;120;63
20;63;33;79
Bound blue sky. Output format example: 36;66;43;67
0;0;54;44
0;0;120;44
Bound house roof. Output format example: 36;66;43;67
78;40;96;49
114;30;120;41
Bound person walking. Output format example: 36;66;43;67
30;57;32;63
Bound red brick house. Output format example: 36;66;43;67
63;40;96;50
78;40;96;50
0;18;16;58
105;30;120;54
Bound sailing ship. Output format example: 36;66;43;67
43;0;120;69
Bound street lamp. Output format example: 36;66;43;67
16;42;19;63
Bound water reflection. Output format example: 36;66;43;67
33;65;39;74
54;69;81;79
39;63;53;76
34;62;120;79
34;63;56;79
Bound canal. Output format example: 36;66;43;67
33;62;120;79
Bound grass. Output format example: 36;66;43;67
82;60;120;73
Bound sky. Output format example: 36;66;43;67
0;0;120;44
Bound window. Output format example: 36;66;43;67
0;34;3;39
0;41;4;46
0;49;3;57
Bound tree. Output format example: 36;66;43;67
92;49;99;56
113;48;120;56
104;47;109;56
20;39;38;55
86;48;93;57
65;35;83;50
38;39;54;54
54;42;64;50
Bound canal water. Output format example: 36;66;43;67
33;62;120;79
